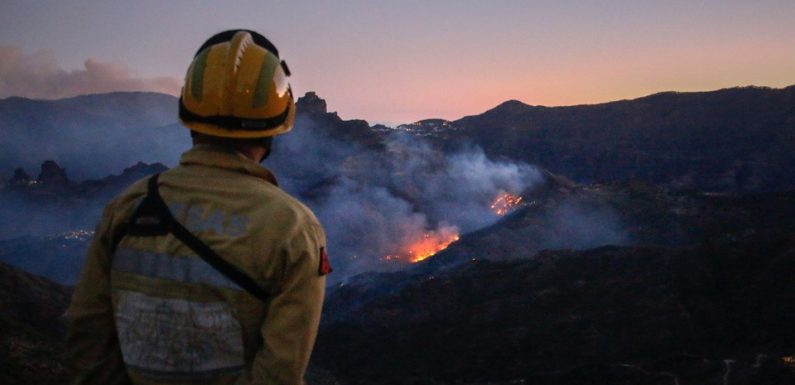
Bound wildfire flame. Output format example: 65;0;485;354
383;226;460;264
490;192;523;216
406;230;460;263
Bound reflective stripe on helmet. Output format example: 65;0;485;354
179;30;295;138
253;52;280;108
190;48;210;102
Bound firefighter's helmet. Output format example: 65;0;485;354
179;30;295;138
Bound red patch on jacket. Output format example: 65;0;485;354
319;247;333;276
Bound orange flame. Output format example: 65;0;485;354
407;230;460;263
382;226;460;264
491;192;523;216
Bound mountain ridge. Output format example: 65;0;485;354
6;84;791;118
460;85;795;119
444;85;795;193
0;91;184;180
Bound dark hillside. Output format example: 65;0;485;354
0;262;71;385
419;174;795;272
445;86;795;192
317;186;795;384
317;232;795;385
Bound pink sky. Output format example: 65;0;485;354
1;1;793;124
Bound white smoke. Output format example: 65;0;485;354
0;45;180;99
267;116;543;279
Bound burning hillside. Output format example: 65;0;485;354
404;227;460;263
490;192;523;216
384;226;460;263
379;192;522;266
263;97;543;279
380;191;525;265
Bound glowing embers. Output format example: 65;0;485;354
380;192;523;264
406;229;460;263
383;226;460;264
490;192;523;216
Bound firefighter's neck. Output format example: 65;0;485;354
233;146;269;163
191;132;270;163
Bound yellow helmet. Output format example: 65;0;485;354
179;30;295;138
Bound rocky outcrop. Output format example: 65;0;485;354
0;161;167;240
37;161;69;187
296;91;328;114
6;168;32;186
294;91;385;150
3;160;166;199
3;160;76;195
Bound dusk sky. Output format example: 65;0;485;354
1;0;793;124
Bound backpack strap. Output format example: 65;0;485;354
123;173;269;302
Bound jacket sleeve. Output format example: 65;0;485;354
246;221;327;385
65;203;131;385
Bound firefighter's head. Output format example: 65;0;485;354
179;29;295;161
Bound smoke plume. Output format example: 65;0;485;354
267;116;543;279
0;45;180;99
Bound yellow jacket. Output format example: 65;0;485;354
66;145;327;385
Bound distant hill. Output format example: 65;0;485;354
432;85;795;193
0;92;186;181
0;159;167;241
4;86;793;191
0;91;382;183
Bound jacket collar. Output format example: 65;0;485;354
179;144;279;186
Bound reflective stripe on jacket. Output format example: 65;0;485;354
66;144;327;385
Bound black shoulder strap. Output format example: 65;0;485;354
125;174;269;302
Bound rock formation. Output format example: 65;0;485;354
296;91;328;114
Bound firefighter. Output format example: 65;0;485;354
66;29;331;385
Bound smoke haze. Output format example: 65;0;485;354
267;116;543;279
1;102;631;284
0;45;180;99
538;201;630;251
